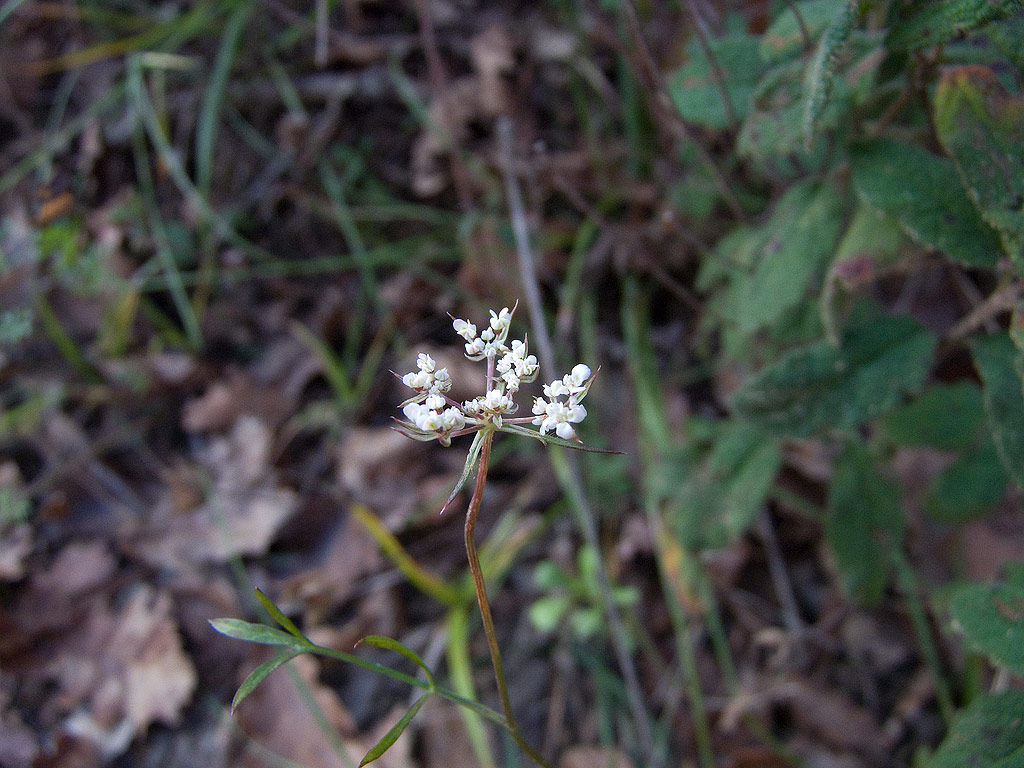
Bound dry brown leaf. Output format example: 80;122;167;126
130;416;298;570
559;745;636;768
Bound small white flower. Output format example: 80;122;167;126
425;393;445;410
465;338;486;359
544;379;568;399
489;307;512;335
403;370;433;391
432;368;452;392
441;408;465;431
453;318;477;341
417;353;436;373
568;364;591;387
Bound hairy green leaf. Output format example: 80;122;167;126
973;333;1024;487
669;33;761;130
881;382;985;451
732;307;936;437
928;691;1024;768
934;66;1024;268
803;0;860;148
887;0;1023;51
735;180;845;333
951;582;1024;675
826;442;904;605
851;138;1002;267
926;437;1009;522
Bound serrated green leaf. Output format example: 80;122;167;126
851;138;1002;267
669;33;762;130
928;691;1024;768
973;333;1024;487
951;582;1024;675
934;66;1024;268
759;0;843;64
359;694;429;767
826;442;904;605
209;618;306;648
887;0;1022;51
357;635;435;689
926;436;1009;522
254;588;306;640
881;382;985;451
732;307;936;437
735;180;845;333
231;650;301;713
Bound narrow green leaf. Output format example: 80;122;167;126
950;582;1024;675
231;650;301;713
973;333;1024;487
851;138;1002;267
209;618;304;647
934;66;1024;268
253;589;306;641
357;635;435;689
732;306;936;437
359;694;429;767
826;442;904;605
499;423;622;453
803;0;860;148
441;429;486;514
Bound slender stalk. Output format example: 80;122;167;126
463;428;559;768
463;430;516;726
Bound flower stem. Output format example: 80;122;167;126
464;429;516;727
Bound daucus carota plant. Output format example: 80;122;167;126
212;302;604;768
392;302;601;766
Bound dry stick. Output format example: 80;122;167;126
497;117;658;763
464;429;558;768
411;0;474;213
617;0;747;223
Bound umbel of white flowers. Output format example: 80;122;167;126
396;303;594;447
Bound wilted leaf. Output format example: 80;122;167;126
934;66;1024;268
732;306;936;437
973;333;1024;487
827;442;904;605
851;138;1002;267
928;691;1024;768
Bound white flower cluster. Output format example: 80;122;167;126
398;304;594;445
531;364;591;439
